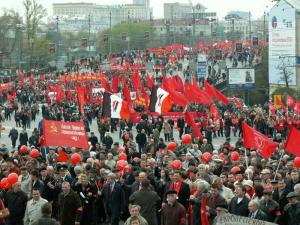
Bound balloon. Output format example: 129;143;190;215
30;149;40;158
182;134;192;144
231;166;241;174
294;157;300;168
218;153;225;160
20;145;28;154
167;142;177;151
0;178;10;190
124;134;129;141
71;153;81;165
116;160;127;171
171;160;182;170
118;146;125;152
7;173;18;185
201;152;212;163
119;152;127;161
231;151;240;162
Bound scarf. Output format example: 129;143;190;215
169;180;183;194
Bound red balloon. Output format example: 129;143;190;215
118;146;125;152
167;142;177;151
124;134;129;141
30;149;40;158
218;153;225;160
71;153;81;165
182;134;192;144
116;160;127;171
231;151;240;162
201;152;212;163
7;173;18;185
20;145;28;154
294;157;300;168
119;152;127;161
231;166;241;174
0;178;10;190
171;160;182;170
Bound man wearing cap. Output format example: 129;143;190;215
272;178;289;214
283;192;300;225
161;190;186;225
260;169;271;186
286;170;300;192
259;189;281;223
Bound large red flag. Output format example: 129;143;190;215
294;102;300;115
76;86;85;114
201;195;209;225
131;71;141;91
287;95;295;108
55;85;64;103
204;80;216;98
233;96;243;109
242;121;279;158
204;80;229;104
165;85;189;107
185;112;203;140
146;74;154;89
111;75;119;93
174;75;184;93
210;104;220;120
284;127;300;157
184;82;212;105
42;120;89;149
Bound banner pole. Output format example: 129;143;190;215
274;150;284;181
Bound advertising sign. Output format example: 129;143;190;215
228;68;255;89
269;0;296;85
197;54;207;78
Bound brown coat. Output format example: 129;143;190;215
161;201;186;225
206;194;227;224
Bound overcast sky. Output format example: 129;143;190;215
0;0;274;20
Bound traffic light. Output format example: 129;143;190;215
81;38;88;47
103;35;109;43
49;43;55;53
253;37;258;46
144;31;149;39
121;33;127;41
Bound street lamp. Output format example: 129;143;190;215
29;38;34;69
16;24;23;71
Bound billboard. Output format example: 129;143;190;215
269;0;296;85
228;68;255;89
197;54;207;78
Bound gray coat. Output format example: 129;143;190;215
32;216;60;225
129;189;161;225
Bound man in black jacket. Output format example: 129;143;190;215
33;203;59;225
4;182;28;225
228;185;250;217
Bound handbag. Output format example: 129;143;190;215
0;200;9;219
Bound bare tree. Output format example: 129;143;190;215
277;58;293;88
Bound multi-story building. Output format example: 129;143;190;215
52;2;152;33
164;2;192;20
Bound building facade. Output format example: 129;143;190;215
52;2;152;33
164;2;192;20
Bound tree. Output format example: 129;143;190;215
31;36;53;68
277;58;293;88
23;0;47;42
0;9;22;67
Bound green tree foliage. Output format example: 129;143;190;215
31;36;53;68
97;22;154;54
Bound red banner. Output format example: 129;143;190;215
42;120;89;149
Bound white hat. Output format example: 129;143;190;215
243;180;253;188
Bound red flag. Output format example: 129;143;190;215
131;71;141;91
57;149;69;162
146;74;154;89
76;86;85;114
287;95;295;108
185;112;203;140
233;96;243;109
112;75;119;93
141;83;150;107
214;88;230;104
42;120;89;149
210;104;220;120
174;75;184;93
294;102;300;114
242;121;279;158
284;127;300;157
101;79;112;93
275;96;287;112
164;85;189;107
204;80;216;98
184;82;212;105
269;101;277;115
40;74;45;82
201;195;209;225
55;85;64;103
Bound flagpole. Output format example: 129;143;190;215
274;150;284;181
243;147;250;180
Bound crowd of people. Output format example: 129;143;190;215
0;44;299;225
